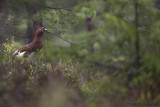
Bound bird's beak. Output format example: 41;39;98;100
43;29;47;32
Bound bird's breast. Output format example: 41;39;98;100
33;42;43;50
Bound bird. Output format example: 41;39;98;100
13;27;47;57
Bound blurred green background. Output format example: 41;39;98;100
0;0;160;107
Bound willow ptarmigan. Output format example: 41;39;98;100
13;27;47;57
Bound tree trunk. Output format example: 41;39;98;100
86;0;95;54
155;0;160;9
26;22;34;43
86;17;95;53
26;8;43;42
135;0;140;68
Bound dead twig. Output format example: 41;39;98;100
0;46;10;55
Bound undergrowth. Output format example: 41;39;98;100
0;38;160;107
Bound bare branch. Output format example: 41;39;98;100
46;31;74;46
45;26;61;33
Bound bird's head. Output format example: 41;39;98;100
36;27;48;33
35;27;48;38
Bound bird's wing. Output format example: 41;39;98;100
13;42;42;57
13;43;34;56
18;43;35;52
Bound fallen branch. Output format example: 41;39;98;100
0;46;10;55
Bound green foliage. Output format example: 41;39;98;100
0;39;87;107
0;0;160;106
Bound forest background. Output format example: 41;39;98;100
0;0;160;107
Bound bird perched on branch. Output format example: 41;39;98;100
13;27;47;57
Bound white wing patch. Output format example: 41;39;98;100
17;51;26;57
13;50;26;57
13;50;18;55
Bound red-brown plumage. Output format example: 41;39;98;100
14;27;47;56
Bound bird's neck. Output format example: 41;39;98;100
33;32;43;43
